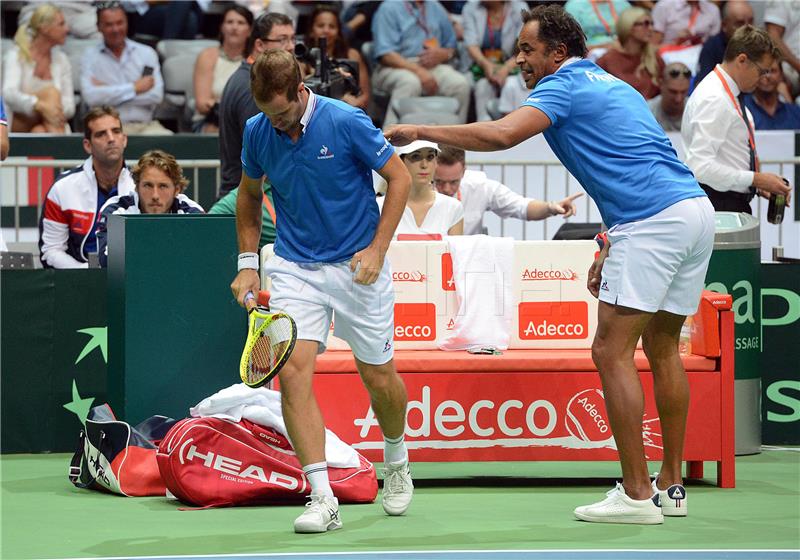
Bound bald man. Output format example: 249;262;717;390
696;1;754;84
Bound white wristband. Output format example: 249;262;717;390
238;252;259;271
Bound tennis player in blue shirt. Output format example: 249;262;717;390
230;49;413;533
387;5;715;525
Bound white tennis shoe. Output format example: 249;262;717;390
574;482;664;524
293;494;342;533
652;476;688;517
382;461;413;516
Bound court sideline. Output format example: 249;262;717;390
1;451;798;559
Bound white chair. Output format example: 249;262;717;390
156;39;218;61
158;54;197;128
392;96;460;118
398;112;463;125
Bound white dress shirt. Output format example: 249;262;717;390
681;65;755;193
458;169;530;235
80;38;164;124
2;46;75;124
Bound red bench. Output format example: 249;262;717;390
308;292;736;487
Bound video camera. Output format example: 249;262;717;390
295;37;360;100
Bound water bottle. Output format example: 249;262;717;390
767;178;788;225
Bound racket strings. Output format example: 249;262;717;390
247;316;294;384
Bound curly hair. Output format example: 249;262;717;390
521;5;588;59
132;150;189;192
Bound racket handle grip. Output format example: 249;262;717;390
257;290;271;307
243;291;256;310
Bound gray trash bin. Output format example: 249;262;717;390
704;212;761;455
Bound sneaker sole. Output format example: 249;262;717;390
574;511;664;525
294;520;343;534
382;501;411;516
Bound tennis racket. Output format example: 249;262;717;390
240;290;297;388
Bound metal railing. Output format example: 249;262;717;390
0;158;221;243
1;156;798;246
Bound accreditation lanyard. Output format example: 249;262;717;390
713;67;759;172
485;7;505;51
687;3;701;33
590;0;618;36
405;1;430;38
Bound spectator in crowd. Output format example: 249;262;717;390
597;7;664;100
743;59;800;131
434;145;582;235
764;0;800;100
81;2;171;135
652;0;720;47
124;0;203;41
305;6;370;111
38;106;135;269
564;0;631;51
682;26;792;214
192;4;253;133
0;98;8;161
96;149;204;267
695;1;753;86
379;141;463;237
342;1;380;52
2;4;74;133
208;185;277;250
462;0;529;122
371;0;471;125
19;2;100;40
497;72;531;117
218;12;295;195
647;62;691;131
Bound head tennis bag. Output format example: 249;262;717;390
69;404;177;496
156;417;377;507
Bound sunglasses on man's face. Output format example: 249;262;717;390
668;68;692;79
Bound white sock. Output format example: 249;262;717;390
383;434;408;465
303;461;334;498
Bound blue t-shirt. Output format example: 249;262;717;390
242;94;393;263
743;94;800;131
523;59;704;228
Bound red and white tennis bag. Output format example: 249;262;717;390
157;417;378;507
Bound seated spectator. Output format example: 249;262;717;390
597;8;664;100
695;1;753;86
39;106;135;269
342;1;380;52
743;60;800;131
218;12;296;195
379;141;463;237
497;73;531;117
462;0;528;122
434;146;581;235
305;7;371;111
2;4;74;133
192;5;253;133
652;0;720;47
764;0;800;100
81;2;171;135
564;0;632;52
371;0;471;125
124;0;202;40
96;149;204;267
647;63;691;131
208;185;277;250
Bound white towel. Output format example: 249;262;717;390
438;235;514;351
189;383;360;468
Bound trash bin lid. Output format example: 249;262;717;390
713;212;760;249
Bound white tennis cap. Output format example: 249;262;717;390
394;140;440;156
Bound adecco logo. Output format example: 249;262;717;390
521;268;578;281
392;270;426;282
394;303;436;341
442;253;455;291
519;301;589;339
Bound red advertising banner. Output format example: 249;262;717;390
314;371;722;463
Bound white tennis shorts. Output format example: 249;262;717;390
599;196;715;316
262;255;395;364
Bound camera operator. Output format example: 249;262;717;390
304;7;370;110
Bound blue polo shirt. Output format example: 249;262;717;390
242;93;393;263
743;94;800;131
523;59;704;228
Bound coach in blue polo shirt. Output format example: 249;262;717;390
229;49;413;534
386;5;732;526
